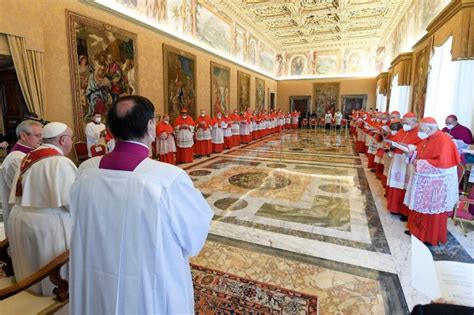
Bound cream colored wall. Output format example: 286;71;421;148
0;0;277;130
277;77;377;112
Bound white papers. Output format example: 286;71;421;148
411;236;474;306
391;141;410;153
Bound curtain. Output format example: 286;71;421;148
425;37;474;129
376;93;387;112
388;75;410;115
6;35;45;118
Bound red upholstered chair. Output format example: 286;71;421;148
73;142;88;164
301;118;308;128
310;118;317;129
90;144;106;157
453;197;474;236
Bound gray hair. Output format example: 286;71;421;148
15;120;43;138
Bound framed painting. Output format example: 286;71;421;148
210;61;230;116
314;82;340;117
163;44;196;122
237;71;250;112
255;78;265;112
67;10;138;140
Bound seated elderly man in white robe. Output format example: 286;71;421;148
70;95;213;315
8;122;77;296
1;120;43;237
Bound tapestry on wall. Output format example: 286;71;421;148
237;71;250;112
210;62;230;116
412;46;431;118
163;44;196;122
67;10;138;140
313;82;340;117
255;78;265;112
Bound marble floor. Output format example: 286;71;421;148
0;129;472;314
184;129;474;314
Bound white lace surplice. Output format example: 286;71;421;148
404;160;458;214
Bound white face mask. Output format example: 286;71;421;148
446;124;454;130
201;113;205;117
362;116;367;120
217;115;222;119
164;119;169;124
391;130;397;135
402;124;412;131
418;131;428;139
182;115;187;119
94;117;101;123
382;119;388;124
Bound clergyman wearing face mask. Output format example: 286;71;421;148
85;112;106;157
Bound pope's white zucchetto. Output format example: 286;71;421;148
43;122;68;139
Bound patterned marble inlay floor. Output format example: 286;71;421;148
186;156;389;254
191;239;407;314
183;129;474;313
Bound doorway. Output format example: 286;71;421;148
341;94;367;118
270;92;275;110
290;96;311;116
0;55;28;148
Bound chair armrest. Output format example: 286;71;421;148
0;250;69;302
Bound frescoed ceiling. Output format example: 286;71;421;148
209;0;410;53
90;0;449;79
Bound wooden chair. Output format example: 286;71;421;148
73;141;88;164
90;144;106;157
0;240;69;314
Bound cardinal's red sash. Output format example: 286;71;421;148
16;148;61;196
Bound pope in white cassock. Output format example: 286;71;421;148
7;122;77;296
70;95;213;314
0;120;43;237
85;112;106;157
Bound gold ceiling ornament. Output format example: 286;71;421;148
208;0;411;53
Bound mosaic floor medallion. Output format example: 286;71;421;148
228;172;292;190
214;197;249;211
189;170;212;176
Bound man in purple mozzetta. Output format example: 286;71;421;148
70;95;213;314
442;114;473;145
0;120;43;236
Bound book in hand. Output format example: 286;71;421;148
411;236;474;307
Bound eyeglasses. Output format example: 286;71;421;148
26;133;43;139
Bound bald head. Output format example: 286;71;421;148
108;95;156;141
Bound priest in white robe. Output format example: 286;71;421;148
1;120;43;237
70;95;213;315
7;122;77;296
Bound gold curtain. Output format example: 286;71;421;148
376;72;389;95
390;53;413;86
452;6;474;60
6;35;45;118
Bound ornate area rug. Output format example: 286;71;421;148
192;264;319;314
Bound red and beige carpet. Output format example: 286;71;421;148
192;264;319;314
